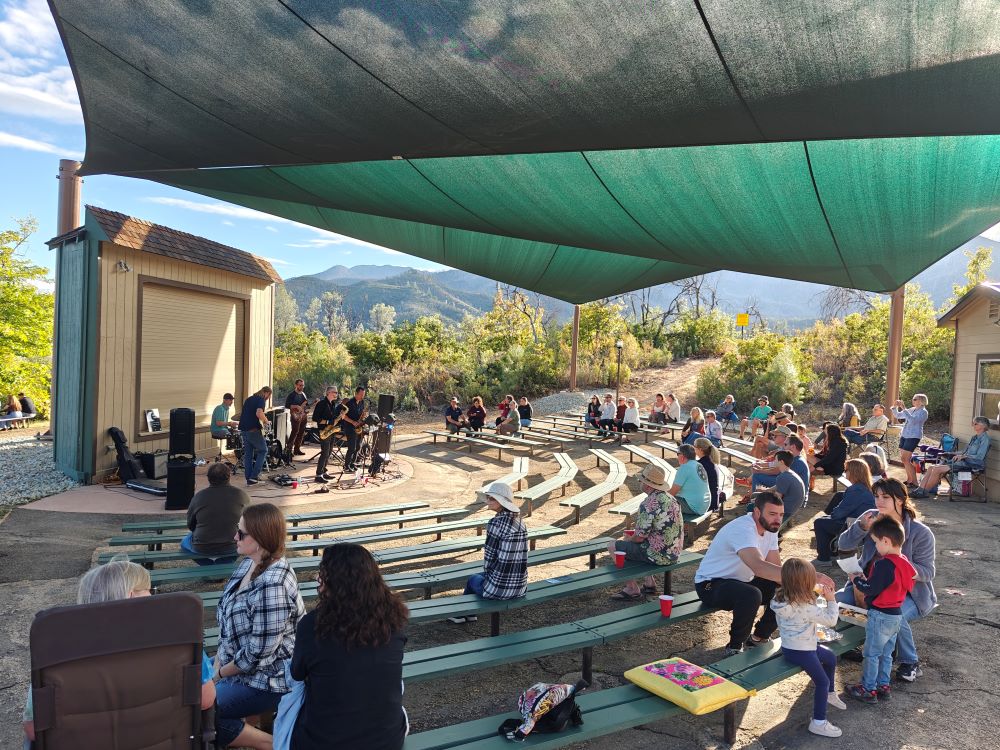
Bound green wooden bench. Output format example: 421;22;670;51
514;452;579;516
402;622;865;749
202;553;703;650
480;456;530;492
102;515;496;566
198;537;615;612
479;430;546;454
560;449;627;524
425;430;511;460
651;439;680;459
120;501;432;534
148;525;566;589
607;490;713;545
719;445;756;468
108;507;470;549
522;424;596;447
623;444;674;473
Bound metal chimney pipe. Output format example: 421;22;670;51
57;159;82;234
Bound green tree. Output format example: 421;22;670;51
0;218;54;415
368;302;396;334
273;285;298;332
946;246;993;308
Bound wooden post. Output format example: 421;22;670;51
50;159;82;439
885;286;906;406
569;305;580;390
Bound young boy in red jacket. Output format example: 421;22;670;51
846;516;916;703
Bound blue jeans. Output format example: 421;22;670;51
782;646;837;721
463;573;485;596
215;678;284;747
180;533;237;567
750;472;778;490
520;419;532;428
836;587;921;664
861;609;902;690
242;429;267;481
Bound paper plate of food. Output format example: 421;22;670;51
837;603;869;627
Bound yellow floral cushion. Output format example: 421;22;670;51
624;657;754;715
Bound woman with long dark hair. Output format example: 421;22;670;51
291;543;409;750
809;423;848;479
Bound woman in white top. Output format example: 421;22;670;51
665;393;681;423
620;398;641;442
648;393;668;424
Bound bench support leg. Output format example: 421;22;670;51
574;507;581;525
490;612;501;637
424;587;432;600
724;704;737;744
589;552;596;569
582;647;593;684
529;539;537;551
664;570;672;595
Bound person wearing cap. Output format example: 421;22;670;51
609;463;683;600
211;393;238;440
448;482;527;623
844;404;889;446
740;396;773;440
738;431;804;497
444;396;467;434
752;412;791;458
669;444;712;515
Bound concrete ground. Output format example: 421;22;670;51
1;417;997;749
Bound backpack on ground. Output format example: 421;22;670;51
497;679;588;741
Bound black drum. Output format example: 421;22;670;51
225;430;242;451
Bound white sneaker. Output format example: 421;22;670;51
446;615;479;624
809;720;842;738
827;693;847;710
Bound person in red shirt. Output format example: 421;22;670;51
846;516;916;704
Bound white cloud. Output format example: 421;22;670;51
982;221;1000;243
0;129;80;157
265;226;278;232
261;256;291;266
144;196;299;224
221;220;234;226
28;277;55;293
287;235;402;255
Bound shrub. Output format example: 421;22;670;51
667;309;732;359
695;333;808;409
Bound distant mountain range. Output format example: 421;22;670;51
283;236;1000;328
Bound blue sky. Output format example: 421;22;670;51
0;0;447;280
1;0;997;288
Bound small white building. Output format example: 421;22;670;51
937;281;1000;500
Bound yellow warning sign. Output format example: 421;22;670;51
736;313;749;327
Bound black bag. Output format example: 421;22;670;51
497;679;588;740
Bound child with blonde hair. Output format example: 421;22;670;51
771;558;847;737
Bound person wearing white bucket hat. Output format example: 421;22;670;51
448;482;528;624
607;464;683;601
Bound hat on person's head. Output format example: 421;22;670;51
774;412;790;422
773;425;792;436
637;464;672;492
223;393;234;401
477;481;520;513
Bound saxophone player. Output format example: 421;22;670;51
312;386;341;483
342;385;368;472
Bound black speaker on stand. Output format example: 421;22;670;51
165;407;196;510
377;394;395;421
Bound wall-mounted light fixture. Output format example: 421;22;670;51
116;259;132;272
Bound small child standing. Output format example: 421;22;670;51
846;515;917;704
771;558;847;738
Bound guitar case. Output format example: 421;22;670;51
108;427;167;495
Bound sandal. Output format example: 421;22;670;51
610;589;645;601
736;495;753;505
641;584;658;595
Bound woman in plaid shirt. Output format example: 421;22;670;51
449;482;528;623
214;503;304;748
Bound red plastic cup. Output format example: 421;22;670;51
623;529;635;540
614;551;626;568
291;480;298;489
659;595;674;617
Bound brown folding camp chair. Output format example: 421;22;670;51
29;592;214;749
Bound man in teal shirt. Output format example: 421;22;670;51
211;393;236;439
669;444;711;515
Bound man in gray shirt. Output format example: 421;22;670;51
771;451;806;523
181;463;250;564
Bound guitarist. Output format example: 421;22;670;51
285;378;312;456
312;386;342;483
341;385;367;472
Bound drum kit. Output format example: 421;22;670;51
219;417;291;476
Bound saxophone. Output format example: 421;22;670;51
318;403;345;441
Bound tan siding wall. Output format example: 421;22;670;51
93;242;275;478
948;297;1000;498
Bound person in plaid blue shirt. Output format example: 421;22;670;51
214;503;304;749
449;482;528;623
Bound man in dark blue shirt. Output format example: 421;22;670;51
238;386;272;485
341;386;367;472
444;397;467;434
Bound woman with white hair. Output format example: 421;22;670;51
909;416;991;499
619;398;641;443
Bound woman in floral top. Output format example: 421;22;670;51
608;464;684;600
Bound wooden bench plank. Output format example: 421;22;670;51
425;430;510;459
121;501;432;533
480;457;530;492
515;453;579;515
560;450;627;524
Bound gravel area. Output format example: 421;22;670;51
0;436;79;506
530;390;591;416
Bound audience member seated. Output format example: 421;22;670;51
465;396;487;432
740;396;773;440
752;411;791;457
909;416;991;499
449;482;527;623
215;503;305;749
517;397;533;428
680;406;706;446
17;391;36;418
860;444;888;476
612;396;627;430
835;479;937;683
608;464;683;600
837;402;861;430
495;394;516;427
22;559;217;747
694;492;835;655
183;463;249;566
694;437;721;512
669;444;712;515
2;393;22;430
648;393;668;424
744;451;806;524
496;401;521;436
444;396;468;434
598;393;617;437
703;410;724;447
844;404;889;446
618;398;641;442
664;392;681;423
716;395;738;429
809;423;848;480
585;395;602;429
811;459;877;567
892;393;929;487
796;423;813;453
780;403;796;422
291;544;408;750
739;433;807;498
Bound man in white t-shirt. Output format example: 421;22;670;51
695;492;834;655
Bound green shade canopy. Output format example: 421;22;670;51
51;1;1000;302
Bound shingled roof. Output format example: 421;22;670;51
86;206;282;284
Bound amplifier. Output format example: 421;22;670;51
164;460;195;511
137;451;168;479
